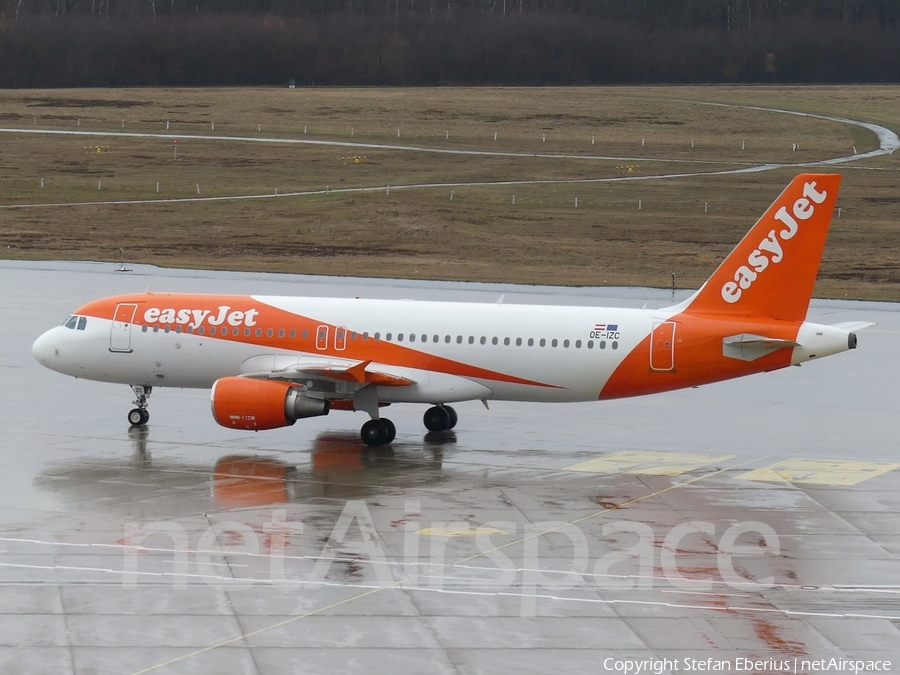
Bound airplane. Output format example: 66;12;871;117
32;173;870;446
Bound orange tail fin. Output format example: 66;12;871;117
683;173;842;322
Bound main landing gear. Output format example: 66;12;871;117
127;385;152;427
361;418;396;446
358;405;457;446
423;405;458;432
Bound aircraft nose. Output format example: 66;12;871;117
32;328;60;366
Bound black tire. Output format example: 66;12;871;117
361;419;388;446
128;408;145;427
381;418;396;443
140;409;150;425
423;405;451;432
444;405;458;430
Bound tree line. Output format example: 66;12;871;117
0;3;897;86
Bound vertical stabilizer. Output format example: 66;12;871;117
683;174;841;322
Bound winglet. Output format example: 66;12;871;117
345;360;371;384
682;174;841;322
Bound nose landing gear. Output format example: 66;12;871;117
127;385;152;427
423;405;458;432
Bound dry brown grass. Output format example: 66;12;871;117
1;86;899;300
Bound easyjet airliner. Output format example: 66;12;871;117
33;174;869;446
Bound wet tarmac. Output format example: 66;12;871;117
2;260;899;674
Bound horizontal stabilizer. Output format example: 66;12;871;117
829;321;875;332
723;334;799;362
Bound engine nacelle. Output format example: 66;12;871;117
210;376;330;431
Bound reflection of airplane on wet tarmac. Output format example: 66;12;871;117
34;431;447;515
33;174;870;446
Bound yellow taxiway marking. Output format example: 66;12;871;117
418;526;510;537
563;450;735;477
737;458;900;486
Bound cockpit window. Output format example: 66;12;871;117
64;316;78;329
76;316;87;330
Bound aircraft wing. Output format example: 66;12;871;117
241;356;415;388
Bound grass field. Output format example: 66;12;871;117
1;86;898;300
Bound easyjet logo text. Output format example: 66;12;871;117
721;181;828;304
143;306;259;329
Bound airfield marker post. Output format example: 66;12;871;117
196;184;200;194
40;178;44;189
592;136;595;145
156;182;159;193
494;132;497;141
211;122;215;131
542;134;545;143
97;180;101;190
450;191;454;201
446;130;449;139
641;138;645;147
167;120;170;130
575;197;578;208
704;202;708;213
853;145;857;154
258;124;261;132
512;195;515;205
691;139;694;148
638;200;642;210
742;140;745;150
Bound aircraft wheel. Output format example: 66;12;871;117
444;405;458;430
128;408;147;427
361;419;389;446
381;418;396;443
423;405;451;432
140;409;150;425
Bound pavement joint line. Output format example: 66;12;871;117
127;455;763;675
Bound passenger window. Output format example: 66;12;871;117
291;329;297;338
255;328;262;337
457;336;463;344
433;335;439;343
528;338;534;346
77;317;87;330
398;333;404;342
409;334;415;342
244;328;250;336
563;340;569;348
164;326;171;334
445;335;451;343
176;326;182;334
575;340;581;348
267;329;274;337
302;330;309;339
422;334;427;343
278;329;285;338
551;339;558;348
386;333;392;341
187;326;194;334
209;327;216;336
233;327;239;336
375;332;381;340
516;338;522;346
504;337;510;346
142;325;148;333
480;337;487;345
363;332;369;340
153;326;160;333
64;316;78;329
468;336;474;344
492;337;498;345
600;341;606;349
612;341;619;350
539;339;546;347
197;327;204;335
587;340;594;349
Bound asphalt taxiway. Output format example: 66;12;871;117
1;260;898;674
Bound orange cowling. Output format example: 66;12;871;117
210;377;294;431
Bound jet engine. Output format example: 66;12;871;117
210;377;330;431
